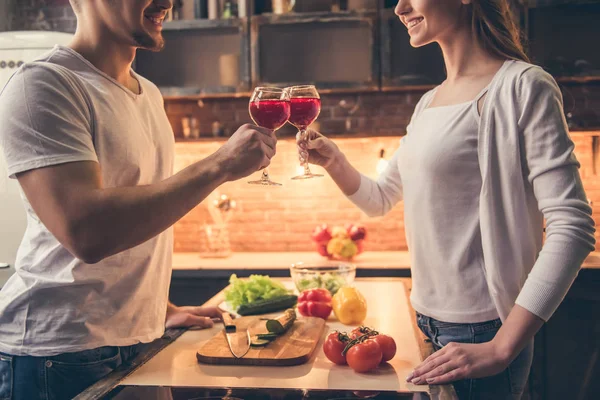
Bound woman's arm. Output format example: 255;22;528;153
513;67;595;321
300;132;362;195
300;131;404;217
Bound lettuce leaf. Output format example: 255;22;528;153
224;274;291;310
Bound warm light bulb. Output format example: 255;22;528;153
376;158;389;175
296;165;305;176
376;148;388;175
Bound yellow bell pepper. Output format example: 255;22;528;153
332;286;367;325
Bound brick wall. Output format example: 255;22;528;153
166;83;600;140
166;91;424;140
174;133;600;254
174;136;407;253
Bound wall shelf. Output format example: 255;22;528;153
556;76;600;84
163;18;246;30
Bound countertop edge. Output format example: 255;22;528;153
172;251;600;271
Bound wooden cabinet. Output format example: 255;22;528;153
528;269;600;400
143;0;600;99
526;2;600;81
380;8;445;88
135;18;251;96
251;11;379;90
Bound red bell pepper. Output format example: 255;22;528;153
297;288;333;319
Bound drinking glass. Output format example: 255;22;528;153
286;85;323;180
248;87;291;186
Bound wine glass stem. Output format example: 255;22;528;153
300;129;313;175
261;169;270;182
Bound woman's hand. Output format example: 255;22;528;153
165;305;222;330
407;341;511;385
297;129;341;170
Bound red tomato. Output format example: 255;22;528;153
323;332;349;365
350;326;375;339
371;334;396;363
346;339;382;373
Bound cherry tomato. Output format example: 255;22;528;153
371;334;396;363
323;332;349;365
350;327;367;339
350;326;377;339
346;339;382;373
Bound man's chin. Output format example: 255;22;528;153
133;31;165;52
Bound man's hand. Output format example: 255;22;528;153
215;123;277;182
165;305;222;330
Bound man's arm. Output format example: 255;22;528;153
16;124;276;264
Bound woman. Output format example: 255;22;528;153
299;0;595;399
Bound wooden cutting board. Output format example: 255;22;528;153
196;315;326;366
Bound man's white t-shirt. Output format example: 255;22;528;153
0;45;174;356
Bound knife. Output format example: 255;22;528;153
221;312;250;359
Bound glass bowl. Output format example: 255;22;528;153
290;261;356;295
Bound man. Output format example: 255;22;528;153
0;1;276;399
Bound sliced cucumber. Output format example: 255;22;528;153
250;337;271;347
256;333;279;340
266;309;296;334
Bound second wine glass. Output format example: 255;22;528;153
248;87;291;186
286;85;323;180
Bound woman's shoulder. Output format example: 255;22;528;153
499;60;560;95
412;86;438;115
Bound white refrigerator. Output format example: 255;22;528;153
0;31;73;286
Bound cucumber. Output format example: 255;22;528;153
266;309;296;334
237;295;298;316
250;337;271;347
256;333;279;340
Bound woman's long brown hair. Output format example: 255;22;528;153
470;0;530;63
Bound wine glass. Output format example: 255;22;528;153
286;85;323;180
248;87;291;186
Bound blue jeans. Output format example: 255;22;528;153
416;312;534;400
0;344;141;400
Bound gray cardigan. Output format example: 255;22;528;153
349;60;595;321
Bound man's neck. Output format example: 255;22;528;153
69;29;137;90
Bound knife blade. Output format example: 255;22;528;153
221;312;250;359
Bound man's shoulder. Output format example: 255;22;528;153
0;60;81;106
134;72;163;101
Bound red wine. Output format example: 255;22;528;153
289;97;321;129
249;99;291;130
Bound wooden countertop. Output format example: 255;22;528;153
172;251;600;270
121;278;456;398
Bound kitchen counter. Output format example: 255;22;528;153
103;278;457;399
173;251;600;272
